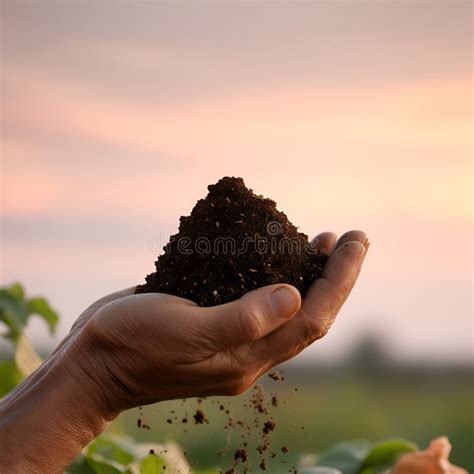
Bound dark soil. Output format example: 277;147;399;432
262;420;275;435
193;409;209;424
268;371;285;382
136;176;327;306
234;448;249;463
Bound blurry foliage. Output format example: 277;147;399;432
0;283;464;473
67;434;171;474
0;282;58;395
311;438;417;474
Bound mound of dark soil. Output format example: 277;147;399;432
136;177;327;306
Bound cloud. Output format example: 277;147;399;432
2;61;471;222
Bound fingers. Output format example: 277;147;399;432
196;284;301;349
311;230;366;255
335;230;368;249
240;235;369;367
302;240;367;326
310;232;337;255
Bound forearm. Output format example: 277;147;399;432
0;335;117;473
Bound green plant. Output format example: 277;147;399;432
66;435;176;474
0;282;58;395
311;438;417;474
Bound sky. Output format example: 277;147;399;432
1;1;472;363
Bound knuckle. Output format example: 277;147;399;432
314;325;330;341
238;304;264;342
301;319;315;341
303;317;331;343
319;293;340;318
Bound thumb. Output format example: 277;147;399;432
197;284;301;348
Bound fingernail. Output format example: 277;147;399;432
270;286;301;319
351;241;366;256
341;241;365;256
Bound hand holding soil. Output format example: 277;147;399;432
0;229;368;473
0;178;369;473
83;228;368;412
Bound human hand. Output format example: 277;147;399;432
0;230;368;473
77;230;369;414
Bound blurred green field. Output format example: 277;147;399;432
108;365;474;472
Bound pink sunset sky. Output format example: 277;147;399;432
1;2;472;362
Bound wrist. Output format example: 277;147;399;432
0;330;117;473
77;316;141;414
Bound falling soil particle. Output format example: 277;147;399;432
263;420;276;435
281;446;289;454
234;448;249;463
257;442;269;455
259;459;268;470
193;409;209;424
268;371;285;382
136;177;327;306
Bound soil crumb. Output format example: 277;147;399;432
263;420;276;435
234;448;249;463
193;409;209;424
268;371;285;382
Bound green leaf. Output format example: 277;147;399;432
8;283;25;300
0;288;29;340
26;297;59;334
0;360;23;397
15;333;42;376
0;284;58;342
316;440;372;474
140;453;166;473
66;455;96;474
87;437;135;467
360;438;418;473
